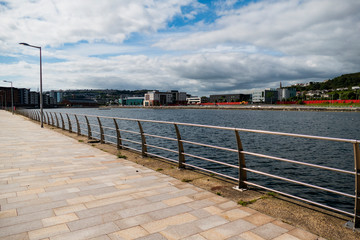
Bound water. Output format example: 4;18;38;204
45;107;360;214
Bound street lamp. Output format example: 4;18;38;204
19;42;43;128
3;80;13;114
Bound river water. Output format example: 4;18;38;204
46;107;360;214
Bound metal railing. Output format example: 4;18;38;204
17;109;360;228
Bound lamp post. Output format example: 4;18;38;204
19;42;43;128
3;80;13;114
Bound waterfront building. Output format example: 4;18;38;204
30;91;39;106
119;97;144;106
18;88;30;105
143;90;187;106
252;89;278;104
277;88;297;101
209;94;251;103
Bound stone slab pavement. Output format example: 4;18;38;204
0;110;325;240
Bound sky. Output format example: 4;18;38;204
0;0;359;96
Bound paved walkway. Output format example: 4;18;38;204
0;110;324;240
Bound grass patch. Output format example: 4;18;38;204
181;178;192;183
78;140;84;142
238;192;277;206
117;152;127;159
216;192;222;196
156;168;163;171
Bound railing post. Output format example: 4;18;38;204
354;142;360;229
85;116;92;139
36;111;40;122
174;124;185;169
49;112;55;126
75;115;80;136
45;112;50;125
235;130;247;190
113;119;122;149
97;117;104;143
66;114;72;133
55;113;59;128
59;113;65;130
138;121;147;157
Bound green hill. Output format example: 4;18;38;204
294;72;360;91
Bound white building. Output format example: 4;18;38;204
187;96;201;105
144;90;187;106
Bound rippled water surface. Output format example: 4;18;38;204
47;108;360;214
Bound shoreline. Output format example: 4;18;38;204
105;105;360;112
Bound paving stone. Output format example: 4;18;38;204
0;209;17;218
51;222;119;240
17;200;68;215
237;231;267;240
109;226;149;240
115;214;154;230
117;202;168;218
141;212;197;233
243;212;275;226
193;215;229;231
162;196;193;206
181;234;207;240
220;208;252;221
0;209;54;228
42;213;79;227
28;224;70;240
287;228;319;240
200;219;256;240
251;223;289;240
0;220;43;238
273;233;301;240
160;222;203;240
53;203;87;215
134;233;167;240
147;204;192;220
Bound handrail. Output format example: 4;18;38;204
16;109;360;228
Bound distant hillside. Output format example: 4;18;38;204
294;72;360;91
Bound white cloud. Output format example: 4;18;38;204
1;0;359;96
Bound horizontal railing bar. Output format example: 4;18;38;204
242;151;355;175
118;129;141;135
143;133;177;142
121;138;142;145
145;144;178;154
183;152;239;169
244;168;355;198
184;163;238;181
245;181;354;217
92;131;100;135
63;113;359;143
104;134;116;139
146;152;178;164
102;126;116;131
181;139;238;153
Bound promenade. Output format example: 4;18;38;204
0;110;323;240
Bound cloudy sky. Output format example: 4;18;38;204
0;0;359;96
